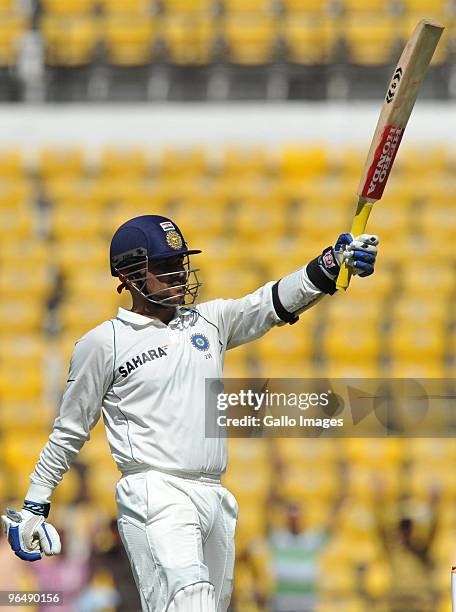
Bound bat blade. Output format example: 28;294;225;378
336;19;444;291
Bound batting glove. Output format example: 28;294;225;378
319;233;379;279
1;502;61;562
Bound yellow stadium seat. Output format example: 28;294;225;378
390;322;445;362
60;298;115;335
367;204;410;240
219;146;269;177
234;502;268;551
162;0;213;14
420;202;456;242
100;0;151;14
316;595;368;612
2;430;49;482
401;0;447;13
400;14;449;65
343;438;403;466
342;265;393;298
223;466;271;506
0;364;43;401
0;239;49;268
38;147;85;180
392;294;448;327
256;324;314;362
173;200;225;238
51;207;105;241
321;360;380;378
409;463;456;500
337;502;377;539
0;301;44;334
161;14;214;65
0;149;24;179
322;323;379;362
204;265;262;298
224;0;272;13
0;179;33;209
401;264;455;295
398;144;448;177
99;147;149;178
79;429;116;466
41;0;96;15
51;238;107;273
345;464;401;503
159;146;208;178
282;0;329;15
228;438;271;466
278;463;340;504
0;0;14;11
221;356;251;377
65;268;119;301
0;334;47;365
235;197;287;239
297;200;353;243
41;15;99;66
283;16;337;64
342;0;390;14
0;401;53;431
0;265;52;301
86;463;119;516
274;437;338;464
326;295;383;326
406;439;456;468
223;15;276;65
52;468;81;504
104;15;155;66
0;13;27;67
388;361;446;378
342;16;398;65
280;144;329;178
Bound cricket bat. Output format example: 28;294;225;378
336;19;444;291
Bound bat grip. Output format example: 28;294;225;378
335;201;373;291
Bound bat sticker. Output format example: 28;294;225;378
386;67;403;103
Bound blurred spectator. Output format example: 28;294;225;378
268;499;343;612
31;531;90;612
0;535;38;612
373;488;441;612
89;518;141;612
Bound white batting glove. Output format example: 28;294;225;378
334;233;379;277
1;506;61;562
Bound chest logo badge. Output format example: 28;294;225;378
191;333;210;352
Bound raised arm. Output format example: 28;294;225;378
214;233;379;350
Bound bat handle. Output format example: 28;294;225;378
336;200;374;292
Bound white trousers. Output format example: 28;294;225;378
116;469;238;612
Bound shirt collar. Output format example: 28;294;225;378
116;307;168;328
116;306;196;328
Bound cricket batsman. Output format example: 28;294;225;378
2;215;379;611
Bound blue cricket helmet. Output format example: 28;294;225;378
110;215;201;277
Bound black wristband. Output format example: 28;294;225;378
306;257;337;295
23;500;51;518
271;281;299;325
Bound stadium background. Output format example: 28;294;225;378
0;0;456;610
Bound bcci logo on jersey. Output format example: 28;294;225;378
191;333;210;352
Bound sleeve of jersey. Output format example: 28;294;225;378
25;323;114;503
216;268;325;350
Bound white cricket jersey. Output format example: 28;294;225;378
27;270;324;503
